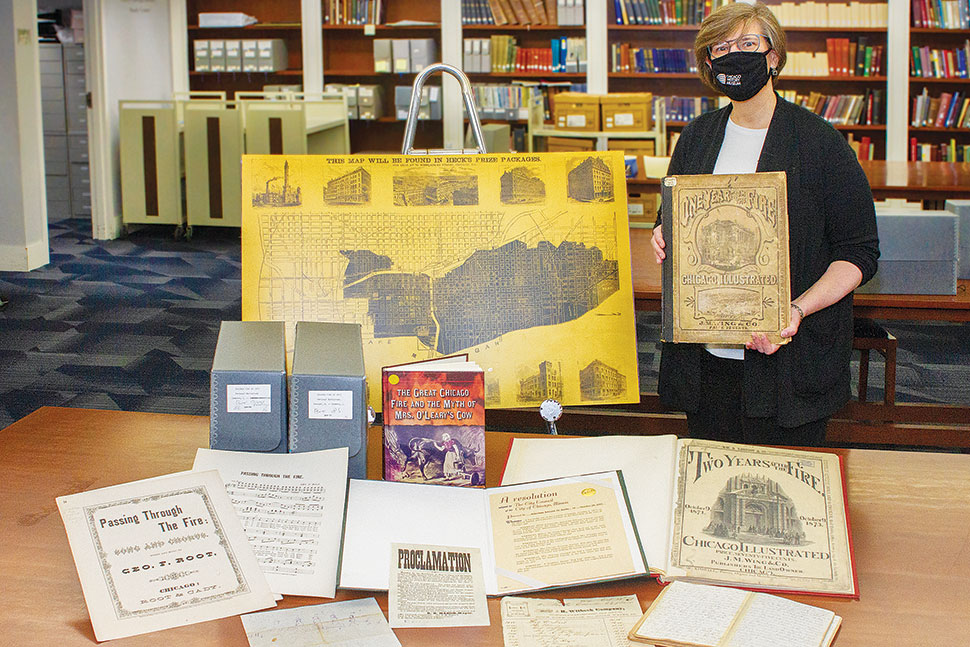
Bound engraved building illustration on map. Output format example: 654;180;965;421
325;167;371;205
393;174;479;206
500;167;546;204
704;475;806;546
518;360;563;403
579;360;627;400
252;160;301;207
568;157;614;202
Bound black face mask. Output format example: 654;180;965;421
709;50;774;102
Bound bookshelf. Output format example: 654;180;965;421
173;0;942;162
322;2;443;152
186;0;305;96
907;20;970;161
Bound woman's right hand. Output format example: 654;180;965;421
651;225;666;264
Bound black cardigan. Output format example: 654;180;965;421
656;95;880;427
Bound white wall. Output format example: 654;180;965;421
87;0;175;239
0;0;51;271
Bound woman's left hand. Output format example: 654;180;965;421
746;305;803;355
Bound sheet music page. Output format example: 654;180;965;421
630;581;748;647
241;598;401;647
56;470;275;641
501;595;643;647
722;591;838;647
193;447;349;597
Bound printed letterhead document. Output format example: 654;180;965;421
56;470;276;641
388;542;489;628
193;447;349;597
501;595;644;647
241;598;401;647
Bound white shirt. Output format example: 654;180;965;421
706;116;769;360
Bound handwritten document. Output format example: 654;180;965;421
193;447;349;597
388;543;489;628
241;598;401;647
629;581;841;647
56;470;275;641
501;595;644;647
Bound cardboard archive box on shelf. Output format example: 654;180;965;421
856;209;958;295
554;92;600;131
210;321;287;453
289;322;368;479
607;139;657;179
357;85;383;120
944;199;970;279
544;136;595;152
601;92;653;131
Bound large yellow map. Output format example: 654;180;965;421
241;152;639;411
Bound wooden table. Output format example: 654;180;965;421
627;160;970;203
4;407;970;646
629;226;970;322
858;160;970;203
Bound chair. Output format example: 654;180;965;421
853;317;897;406
182;99;244;232
119;100;184;230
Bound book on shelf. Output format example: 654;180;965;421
501;435;859;598
382;356;486;487
910;42;970;79
338;470;649;594
786;90;884;126
912;0;970;29
824;38;884;77
628;581;842;647
774;1;887;28
323;0;387;25
910;137;970;162
611;44;697;75
660;172;791;346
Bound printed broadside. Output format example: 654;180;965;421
661;172;790;344
241;153;638;411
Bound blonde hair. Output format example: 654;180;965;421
695;2;787;92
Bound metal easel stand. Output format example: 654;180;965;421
401;63;488;156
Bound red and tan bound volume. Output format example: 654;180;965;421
382;356;485;487
660;172;791;345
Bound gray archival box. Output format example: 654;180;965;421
289;321;367;479
210;321;287;452
944;200;969;280
857;209;958;295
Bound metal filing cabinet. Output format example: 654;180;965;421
39;44;71;221
63;45;91;218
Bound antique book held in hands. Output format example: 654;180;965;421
339;470;648;594
383;356;485;486
502;436;858;597
660;172;791;345
628;581;841;647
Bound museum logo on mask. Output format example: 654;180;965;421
716;73;742;86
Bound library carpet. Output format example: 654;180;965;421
1;218;969;431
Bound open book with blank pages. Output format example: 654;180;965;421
501;436;858;598
628;581;841;647
338;471;648;595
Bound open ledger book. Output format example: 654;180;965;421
628;581;841;647
338;471;648;595
501;436;857;598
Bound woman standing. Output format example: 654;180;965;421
651;2;879;446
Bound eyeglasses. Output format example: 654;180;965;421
708;34;771;59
